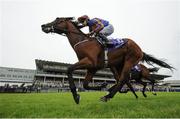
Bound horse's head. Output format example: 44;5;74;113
41;17;75;34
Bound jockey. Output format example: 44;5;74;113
77;15;114;47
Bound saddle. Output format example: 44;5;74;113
131;64;141;72
96;36;128;51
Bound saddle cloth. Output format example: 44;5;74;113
131;64;141;72
96;37;128;51
107;38;128;51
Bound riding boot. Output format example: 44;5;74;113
99;33;113;48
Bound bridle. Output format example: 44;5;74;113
52;18;85;37
52;18;90;49
51;19;67;36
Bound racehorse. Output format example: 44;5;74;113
130;64;160;96
110;63;160;98
41;17;174;104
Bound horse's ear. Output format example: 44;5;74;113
55;17;60;20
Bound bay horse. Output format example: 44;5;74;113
41;17;174;104
110;63;160;98
130;64;160;96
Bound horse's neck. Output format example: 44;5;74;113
66;22;86;48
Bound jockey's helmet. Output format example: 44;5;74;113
78;15;89;23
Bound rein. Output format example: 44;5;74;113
73;39;89;49
54;20;90;49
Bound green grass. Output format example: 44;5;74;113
0;92;180;118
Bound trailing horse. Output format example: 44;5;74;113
109;64;160;98
41;17;174;104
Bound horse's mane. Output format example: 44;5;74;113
60;17;85;34
63;17;96;41
59;17;74;20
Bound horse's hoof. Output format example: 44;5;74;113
153;93;157;96
73;94;80;104
143;94;147;98
100;97;107;102
136;96;139;99
100;96;110;102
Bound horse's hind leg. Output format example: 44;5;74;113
151;82;157;95
108;84;128;93
126;81;138;99
83;69;107;90
108;84;117;92
142;82;147;97
108;66;127;93
101;61;136;102
108;67;120;92
146;78;157;95
101;79;127;102
137;79;147;97
109;64;138;99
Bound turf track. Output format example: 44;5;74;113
0;92;179;118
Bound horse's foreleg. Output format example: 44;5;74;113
83;69;107;90
67;65;79;104
67;57;93;104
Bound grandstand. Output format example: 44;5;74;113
0;67;35;92
0;67;35;85
34;59;174;92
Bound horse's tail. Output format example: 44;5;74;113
141;52;175;71
148;67;160;73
